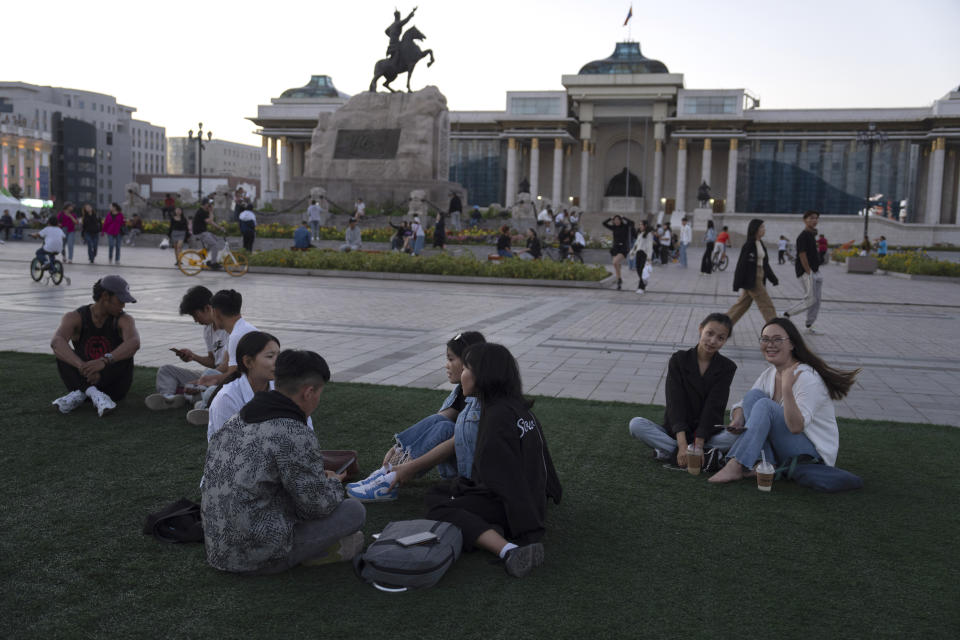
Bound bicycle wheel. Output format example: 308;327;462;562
717;254;729;271
50;260;64;285
30;258;44;281
178;250;205;276
222;252;248;277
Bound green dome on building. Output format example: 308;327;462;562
280;75;348;99
578;42;669;75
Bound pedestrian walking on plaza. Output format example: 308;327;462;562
777;235;788;264
168;207;189;261
57;202;78;263
0;209;12;241
80;204;101;263
238;204;257;252
628;221;654;294
726;218;779;325
817;233;828;265
411;215;425;255
700;220;717;274
602;215;633;290
659;225;672;265
448;191;462;232
783;211;824;332
679;217;692;267
102;203;125;264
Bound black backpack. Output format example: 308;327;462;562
143;498;204;543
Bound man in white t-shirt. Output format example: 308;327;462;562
31;216;66;268
187;288;259;425
679;217;692;268
354;198;366;219
145;286;229;412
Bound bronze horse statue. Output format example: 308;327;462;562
369;26;435;93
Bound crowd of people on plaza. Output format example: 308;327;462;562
44;265;858;581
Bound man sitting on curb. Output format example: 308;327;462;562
145;286;228;412
51;276;141;416
293;221;312;250
201;349;366;575
186;289;258;425
339;218;362;252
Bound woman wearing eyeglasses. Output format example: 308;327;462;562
709;318;860;483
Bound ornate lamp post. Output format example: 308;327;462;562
188;123;213;202
856;123;887;239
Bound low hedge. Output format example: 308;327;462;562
247;249;610;281
878;252;960;277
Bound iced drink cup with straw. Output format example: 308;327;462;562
686;444;703;475
756;451;775;492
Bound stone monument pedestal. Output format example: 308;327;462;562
284;86;464;208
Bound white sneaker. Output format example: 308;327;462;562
86;387;116;417
52;390;86;414
145;393;188;411
186;409;209;426
636;288;645;295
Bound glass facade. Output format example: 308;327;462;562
449;139;503;206
736;139;913;215
681;96;738;115
509;97;564;116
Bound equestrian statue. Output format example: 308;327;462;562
369;6;435;93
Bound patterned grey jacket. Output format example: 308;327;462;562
201;405;343;573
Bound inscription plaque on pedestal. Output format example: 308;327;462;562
334;129;401;159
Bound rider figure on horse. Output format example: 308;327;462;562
385;6;417;62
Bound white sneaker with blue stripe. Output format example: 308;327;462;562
345;477;398;502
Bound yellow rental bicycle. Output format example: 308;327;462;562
177;235;248;277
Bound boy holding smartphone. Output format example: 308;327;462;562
145;286;228;411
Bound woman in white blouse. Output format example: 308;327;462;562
206;331;280;442
709;318;859;483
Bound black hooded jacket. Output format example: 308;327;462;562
732;239;778;291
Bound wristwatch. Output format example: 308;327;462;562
102;353;114;365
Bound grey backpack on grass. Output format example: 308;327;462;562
354;519;462;592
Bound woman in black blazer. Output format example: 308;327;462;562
726;218;779;325
628;313;738;466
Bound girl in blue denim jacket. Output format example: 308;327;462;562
346;331;485;502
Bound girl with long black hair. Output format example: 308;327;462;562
425;343;562;578
709;318;860;483
726;218;778;324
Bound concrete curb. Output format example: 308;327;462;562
881;270;960;285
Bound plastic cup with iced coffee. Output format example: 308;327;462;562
756;460;775;491
686;444;703;476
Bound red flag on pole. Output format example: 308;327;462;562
623;5;633;26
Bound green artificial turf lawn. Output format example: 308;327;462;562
1;351;958;639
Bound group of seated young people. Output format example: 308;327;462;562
629;312;859;483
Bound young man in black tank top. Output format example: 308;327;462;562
51;276;141;416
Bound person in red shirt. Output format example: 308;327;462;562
712;225;730;263
817;233;828;265
162;194;176;220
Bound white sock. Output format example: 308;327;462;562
498;542;518;559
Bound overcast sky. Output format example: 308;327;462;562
9;0;959;146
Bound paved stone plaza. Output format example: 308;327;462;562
1;240;957;427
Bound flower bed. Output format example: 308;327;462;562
248;249;609;282
878;252;960;277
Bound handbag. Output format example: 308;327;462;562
321;449;361;481
143;498;203;543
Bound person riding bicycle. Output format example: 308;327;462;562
713;226;730;262
192;201;224;270
31;216;65;270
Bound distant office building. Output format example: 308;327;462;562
0;81;165;207
166;137;261;180
132;120;166;177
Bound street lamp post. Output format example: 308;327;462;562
856;123;887;240
188;123;213;202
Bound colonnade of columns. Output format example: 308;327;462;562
505;136;571;209
258;136;310;202
1;140;51;197
670;137;740;214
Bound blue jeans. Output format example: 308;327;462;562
84;232;99;262
498;249;513;258
309;220;320;239
35;248;55;268
725;388;819;469
628;417;738;454
64;231;76;261
679;242;688;267
395;414;457;478
413;236;425;255
107;234;121;261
